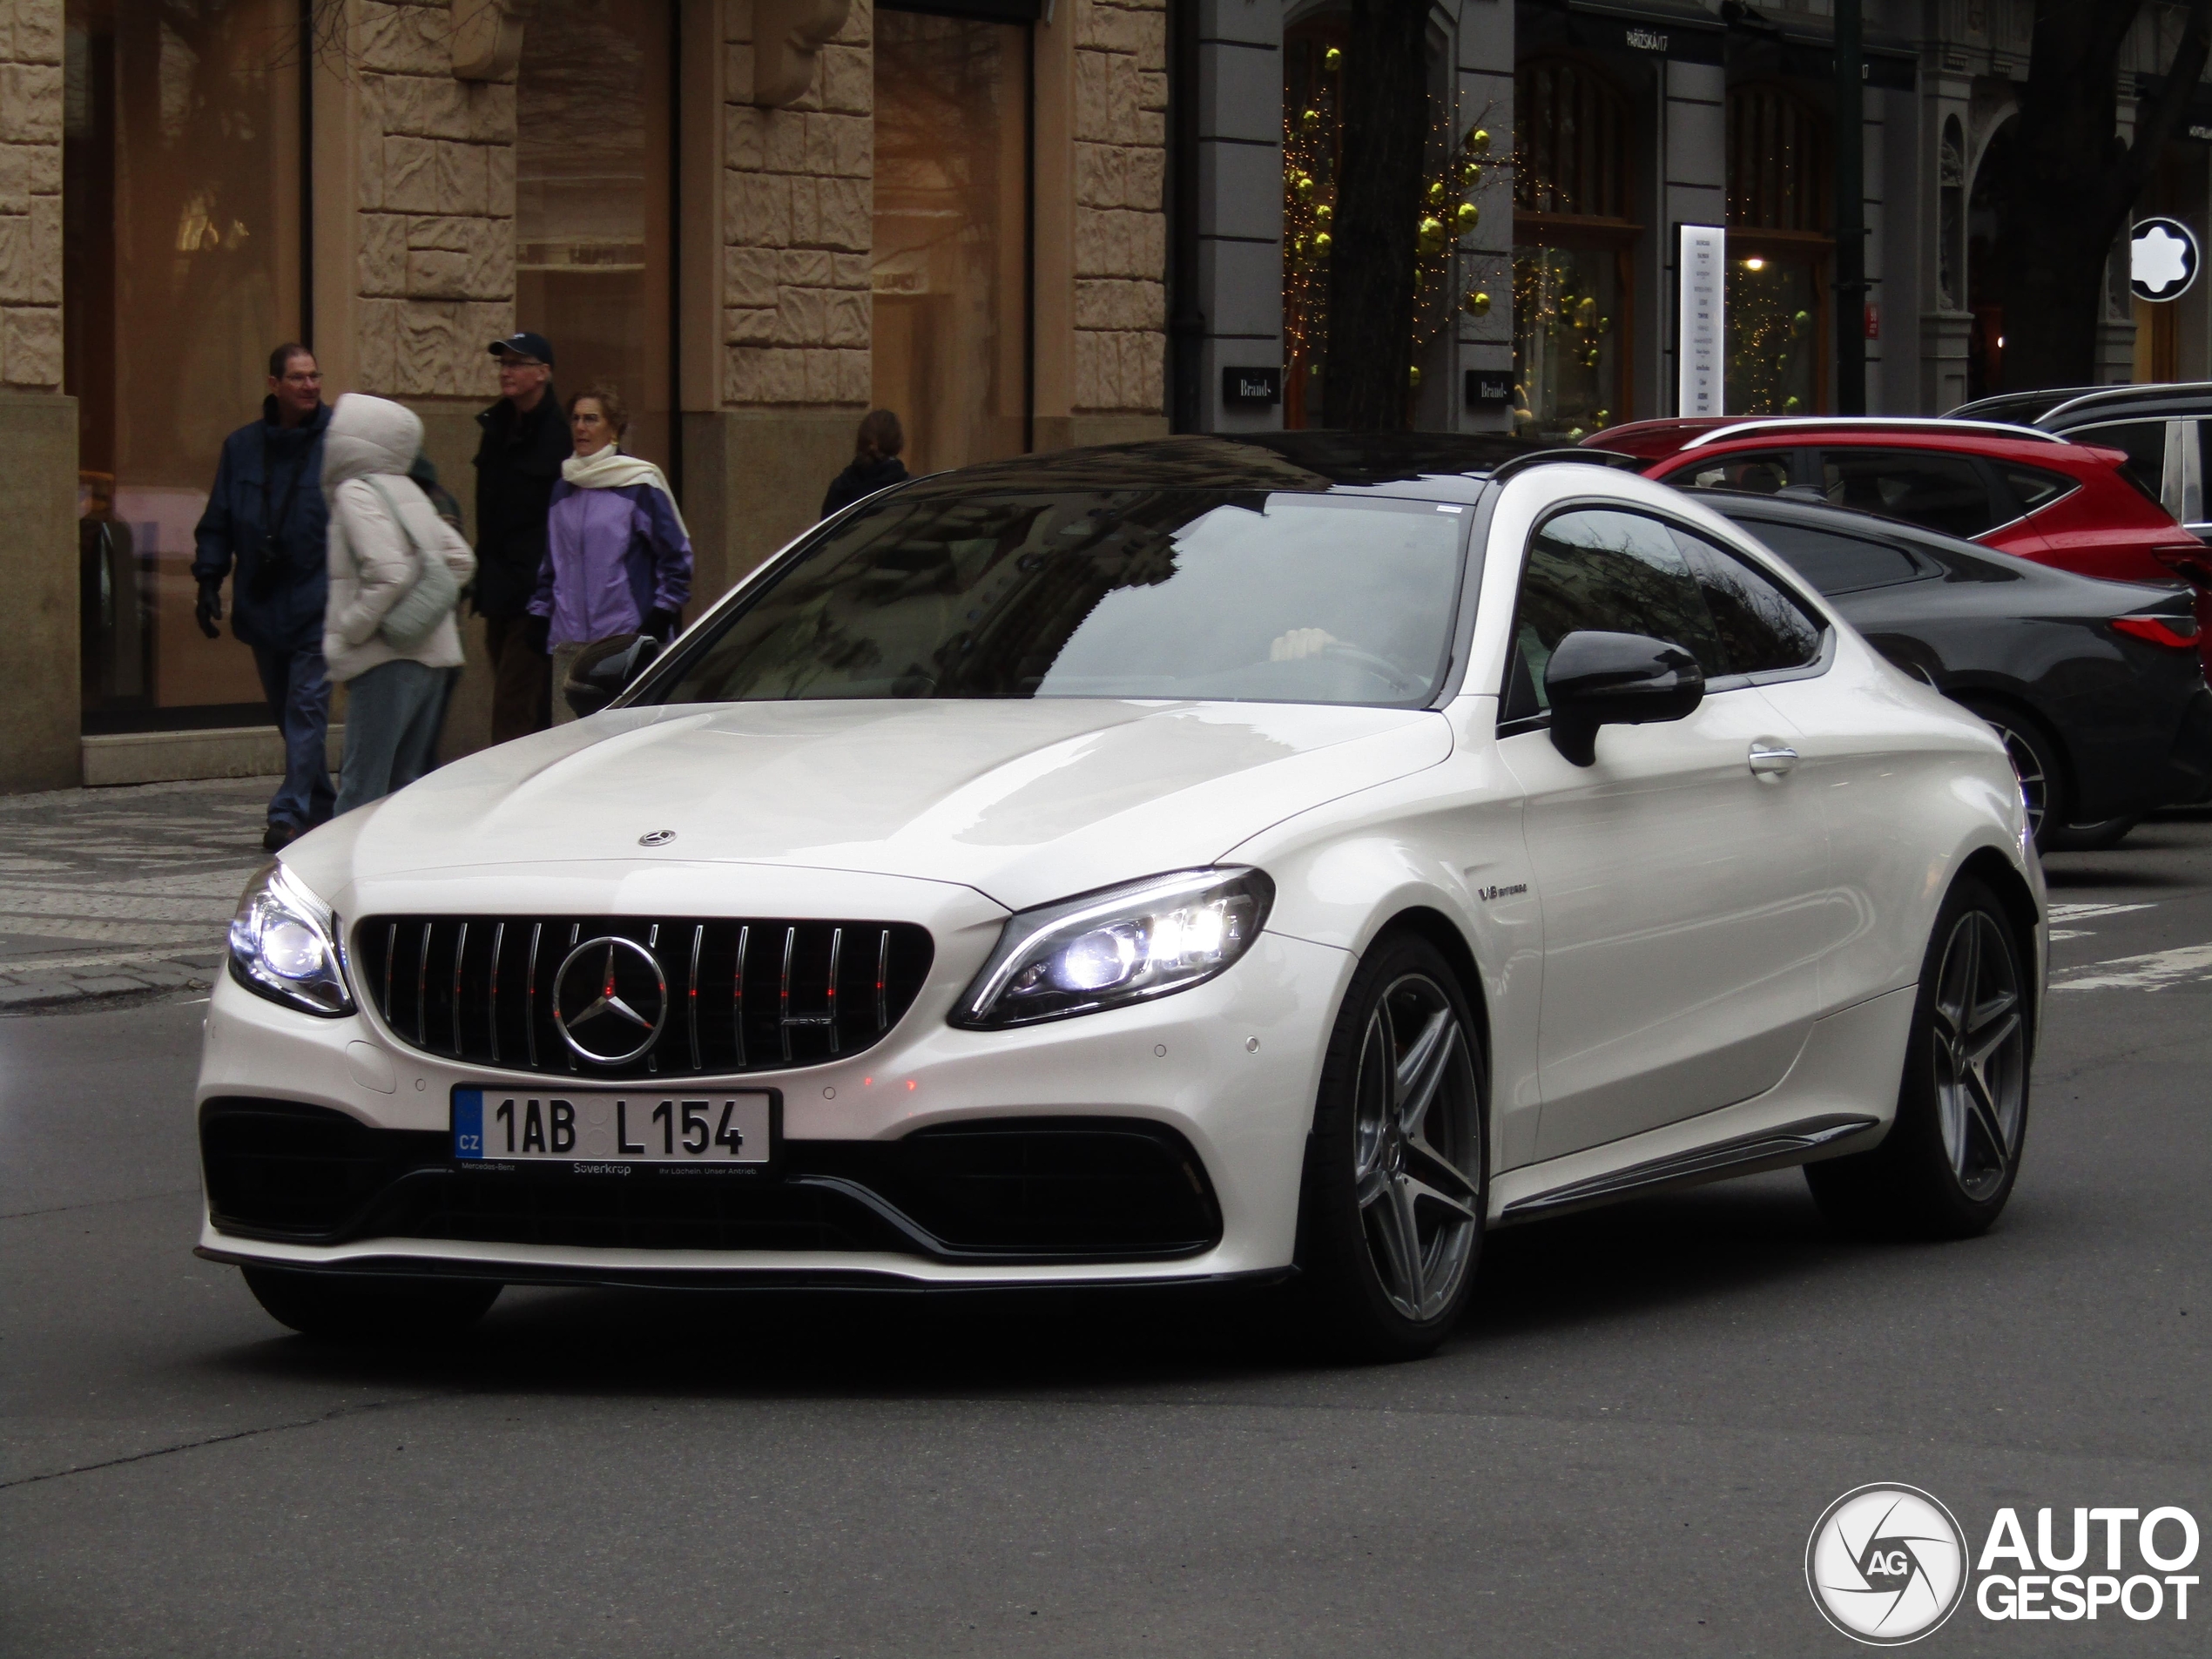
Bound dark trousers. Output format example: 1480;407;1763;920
482;614;551;745
251;644;335;829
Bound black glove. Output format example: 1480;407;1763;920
523;614;550;656
645;608;678;643
194;577;224;640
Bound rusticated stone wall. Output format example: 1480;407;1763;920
352;0;515;398
1071;0;1166;416
720;0;874;408
0;0;62;389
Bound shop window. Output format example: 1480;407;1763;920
1725;82;1830;416
1281;21;1345;429
64;0;306;732
516;2;676;472
1512;56;1636;442
873;10;1031;475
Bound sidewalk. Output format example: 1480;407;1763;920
0;778;277;1010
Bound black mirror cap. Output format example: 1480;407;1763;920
562;632;665;719
1544;630;1705;765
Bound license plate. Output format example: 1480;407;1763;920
452;1087;776;1167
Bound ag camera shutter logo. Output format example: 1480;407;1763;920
1806;1485;1969;1645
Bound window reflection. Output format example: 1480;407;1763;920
516;0;675;470
65;0;304;728
873;11;1030;475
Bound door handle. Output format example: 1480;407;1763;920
1749;739;1798;779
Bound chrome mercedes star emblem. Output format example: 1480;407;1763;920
551;935;669;1064
638;829;677;846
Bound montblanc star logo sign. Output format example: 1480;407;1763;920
552;935;669;1064
2131;217;2201;303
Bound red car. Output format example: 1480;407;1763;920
1584;416;2210;654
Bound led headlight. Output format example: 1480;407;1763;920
954;867;1273;1028
227;860;354;1016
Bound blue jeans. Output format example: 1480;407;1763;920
251;644;335;830
335;659;448;815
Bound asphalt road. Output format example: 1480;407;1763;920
3;815;2208;1657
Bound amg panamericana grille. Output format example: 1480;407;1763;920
354;915;934;1079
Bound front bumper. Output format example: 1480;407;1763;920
196;928;1352;1287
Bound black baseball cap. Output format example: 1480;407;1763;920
489;331;555;368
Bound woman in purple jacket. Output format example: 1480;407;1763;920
529;385;693;723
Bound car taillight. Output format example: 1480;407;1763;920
2112;614;2202;650
2154;543;2212;586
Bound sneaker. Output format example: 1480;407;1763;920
262;822;300;853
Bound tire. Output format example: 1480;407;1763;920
1956;699;2067;853
1292;933;1487;1360
2042;814;2139;853
1805;876;2031;1239
242;1266;501;1343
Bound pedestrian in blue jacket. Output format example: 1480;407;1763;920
192;344;336;851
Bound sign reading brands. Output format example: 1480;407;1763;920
1222;367;1283;407
2131;217;2202;303
1677;225;1725;417
1464;370;1511;408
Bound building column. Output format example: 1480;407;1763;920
1453;0;1513;434
0;0;74;792
1191;0;1284;434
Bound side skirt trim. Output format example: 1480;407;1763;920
1494;1113;1880;1224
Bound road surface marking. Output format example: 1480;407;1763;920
2052;941;2212;993
2047;902;2155;921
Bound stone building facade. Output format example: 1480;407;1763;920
9;0;1169;792
8;0;2212;796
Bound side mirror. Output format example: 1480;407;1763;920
563;632;664;719
1544;630;1704;766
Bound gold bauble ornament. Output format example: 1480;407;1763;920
1312;231;1332;254
1314;203;1332;224
1467;127;1492;153
1464;290;1492;316
1455;201;1478;233
1324;46;1341;71
1408;366;1422;388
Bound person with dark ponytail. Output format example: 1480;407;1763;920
820;408;910;518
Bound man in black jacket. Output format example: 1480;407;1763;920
473;332;568;741
192;344;335;851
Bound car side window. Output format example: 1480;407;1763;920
1502;509;1724;722
1668;525;1825;673
1817;448;1996;538
1999;465;2077;516
1661;448;1796;494
2074;419;2167;503
1735;518;1927;596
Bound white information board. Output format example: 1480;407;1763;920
1677;224;1725;416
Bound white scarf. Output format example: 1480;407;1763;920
562;444;689;539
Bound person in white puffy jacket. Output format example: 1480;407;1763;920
320;393;477;813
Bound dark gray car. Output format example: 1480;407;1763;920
1689;488;2212;852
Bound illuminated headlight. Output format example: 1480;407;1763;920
954;867;1273;1028
227;861;354;1016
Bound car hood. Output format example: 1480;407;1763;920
287;699;1453;912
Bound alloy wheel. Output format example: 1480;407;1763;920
1930;910;2027;1201
1351;973;1481;1321
1985;718;2048;840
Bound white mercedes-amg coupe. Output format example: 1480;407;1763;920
199;435;2043;1358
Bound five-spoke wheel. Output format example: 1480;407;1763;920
1806;876;2031;1238
1298;934;1486;1358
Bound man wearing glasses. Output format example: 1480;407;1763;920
473;332;569;741
192;343;335;852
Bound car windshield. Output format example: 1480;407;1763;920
642;489;1469;708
